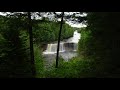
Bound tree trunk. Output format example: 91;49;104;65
28;12;36;77
56;12;64;68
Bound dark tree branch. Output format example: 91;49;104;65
28;12;36;77
55;12;64;68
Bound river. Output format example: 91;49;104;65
42;30;81;67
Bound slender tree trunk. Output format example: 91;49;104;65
28;12;36;77
55;12;64;68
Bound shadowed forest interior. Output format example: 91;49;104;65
0;12;120;78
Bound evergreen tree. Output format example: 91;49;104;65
79;12;120;77
0;13;32;77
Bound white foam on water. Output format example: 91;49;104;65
43;30;81;55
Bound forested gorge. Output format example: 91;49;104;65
0;12;120;78
0;13;74;77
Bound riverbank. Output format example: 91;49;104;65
37;56;94;78
43;51;78;69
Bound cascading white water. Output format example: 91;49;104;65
43;43;65;54
43;42;78;54
73;43;78;51
43;30;80;55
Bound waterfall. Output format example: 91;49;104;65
47;44;52;52
43;43;65;54
43;42;78;54
43;30;80;55
73;43;78;51
43;30;81;61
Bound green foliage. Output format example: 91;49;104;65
32;19;74;44
78;12;120;77
62;23;74;39
0;15;32;78
78;27;92;57
34;44;45;78
43;57;94;78
33;21;55;43
0;13;89;78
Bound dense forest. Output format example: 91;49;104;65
0;12;120;78
33;18;74;44
0;13;74;77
